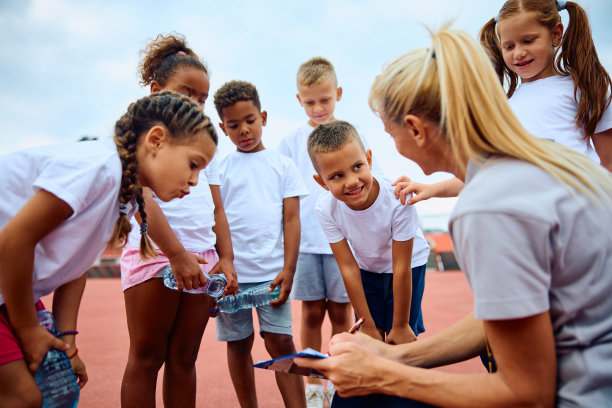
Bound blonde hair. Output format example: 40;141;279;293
297;57;337;87
369;26;612;203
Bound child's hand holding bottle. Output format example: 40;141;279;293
167;251;208;292
269;268;293;306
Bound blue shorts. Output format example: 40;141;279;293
215;281;293;342
332;392;435;407
360;264;426;335
291;253;349;303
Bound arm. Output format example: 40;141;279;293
592;128;612;172
329;240;383;341
207;185;238;296
52;273;88;388
0;190;72;373
138;187;206;291
392;176;464;205
386;239;416;345
270;196;300;306
297;312;556;407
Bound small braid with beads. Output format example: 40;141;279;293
108;90;218;259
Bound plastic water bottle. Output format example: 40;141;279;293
162;265;227;297
35;310;80;408
216;282;281;313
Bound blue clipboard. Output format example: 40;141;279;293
253;348;328;378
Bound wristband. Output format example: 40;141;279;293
68;348;79;360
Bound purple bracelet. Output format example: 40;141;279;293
59;330;79;336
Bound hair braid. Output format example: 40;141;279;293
108;91;217;259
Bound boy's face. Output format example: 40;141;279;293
313;141;376;211
219;100;267;153
297;78;342;127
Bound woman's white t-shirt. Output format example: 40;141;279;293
0;138;132;305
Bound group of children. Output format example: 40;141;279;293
0;1;611;407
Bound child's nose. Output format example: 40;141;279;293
189;170;199;186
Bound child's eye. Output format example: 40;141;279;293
321;99;329;103
229;124;238;129
247;119;255;124
306;101;314;106
198;99;206;106
190;161;198;170
331;174;342;180
354;163;363;170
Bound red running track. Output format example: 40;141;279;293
42;271;482;407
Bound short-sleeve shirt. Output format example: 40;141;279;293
127;154;220;252
449;156;612;407
316;177;430;273
509;75;612;162
0;138;133;305
278;123;383;254
219;149;309;283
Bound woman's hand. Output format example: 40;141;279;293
392;176;436;205
167;251;207;292
330;331;393;359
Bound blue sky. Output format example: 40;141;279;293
1;0;611;221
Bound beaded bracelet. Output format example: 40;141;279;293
59;330;79;336
68;348;79;360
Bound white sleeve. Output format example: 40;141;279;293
204;154;221;185
450;212;551;320
315;198;345;244
595;100;612;134
282;159;309;199
278;136;292;158
391;201;420;242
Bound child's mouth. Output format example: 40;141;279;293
515;59;534;69
240;138;253;147
346;186;364;196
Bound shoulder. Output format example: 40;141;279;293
315;191;336;215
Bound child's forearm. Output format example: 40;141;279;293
392;239;414;328
210;185;234;262
52;273;87;344
342;268;375;327
282;197;301;273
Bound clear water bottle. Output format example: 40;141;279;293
217;282;281;314
35;310;80;408
162;265;227;297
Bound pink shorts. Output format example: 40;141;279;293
120;243;218;291
0;300;46;365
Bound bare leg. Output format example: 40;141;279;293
300;300;326;386
326;300;352;336
227;333;258;408
121;279;181;408
263;332;306;408
0;359;43;408
163;293;214;408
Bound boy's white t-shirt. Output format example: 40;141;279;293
0;138;135;305
127;154;220;252
278;123;383;254
509;75;612;162
219;149;309;283
316;177;430;273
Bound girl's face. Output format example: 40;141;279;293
152;66;210;110
139;127;216;202
497;12;563;83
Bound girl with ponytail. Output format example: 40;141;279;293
0;91;217;406
296;26;612;407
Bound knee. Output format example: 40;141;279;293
327;302;352;325
166;344;199;369
263;333;296;357
227;335;254;358
302;303;326;328
128;341;167;373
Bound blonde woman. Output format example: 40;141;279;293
296;26;612;407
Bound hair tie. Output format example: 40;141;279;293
140;221;148;236
556;0;567;10
119;203;128;216
177;51;186;55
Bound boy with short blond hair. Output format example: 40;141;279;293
279;56;381;408
308;119;430;407
214;80;308;408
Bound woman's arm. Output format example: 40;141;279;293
208;185;238;296
0;189;73;373
386;239;416;344
592;128;612;172
393;176;464;205
330;240;383;341
298;312;556;407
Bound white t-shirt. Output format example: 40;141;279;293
316;177;430;273
278;123;383;254
0;138;135;305
450;156;612;407
219;149;309;283
509;75;612;162
127;154;220;252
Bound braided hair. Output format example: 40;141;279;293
108;90;218;258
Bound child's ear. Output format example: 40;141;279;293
261;110;268;126
219;122;228;136
313;174;329;190
145;125;167;153
296;93;303;106
365;149;373;169
336;86;343;101
552;22;563;45
150;81;162;94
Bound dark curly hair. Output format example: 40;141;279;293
213;80;261;119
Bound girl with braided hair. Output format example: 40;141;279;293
0;90;217;406
120;33;237;408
